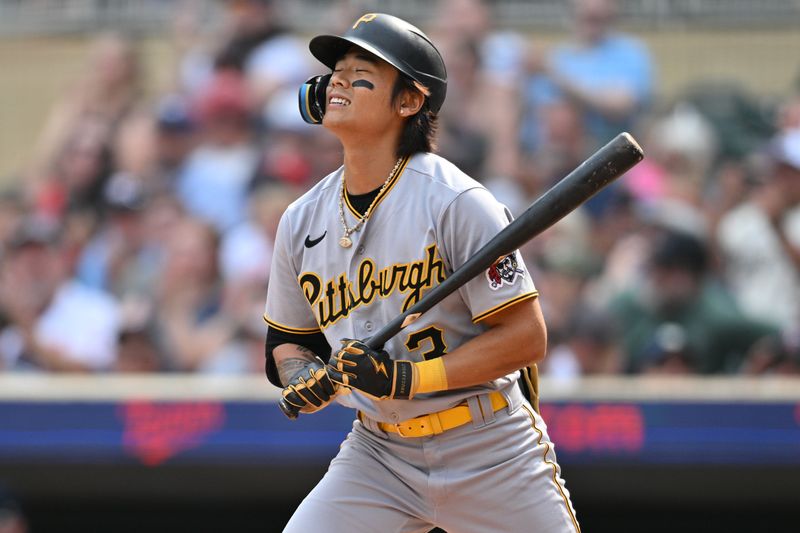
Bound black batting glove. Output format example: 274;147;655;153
281;356;338;414
327;339;415;400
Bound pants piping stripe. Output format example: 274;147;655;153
522;404;580;533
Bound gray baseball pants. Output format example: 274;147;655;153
283;387;580;533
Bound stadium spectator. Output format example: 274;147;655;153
230;1;313;108
432;0;527;181
542;307;622;379
536;100;592;188
522;0;654;148
249;125;315;189
30;32;142;186
219;183;294;284
206;275;270;374
0;216;120;372
739;332;800;376
152;217;234;372
113;327;163;373
176;71;259;232
716;129;800;331
32;118;114;221
526;208;596;340
175;0;312;107
680;81;776;165
152;94;199;191
609;230;777;374
75;172;157;299
435;37;490;179
631;103;717;208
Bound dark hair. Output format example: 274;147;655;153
391;74;438;158
649;230;708;276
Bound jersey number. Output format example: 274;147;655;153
405;326;447;361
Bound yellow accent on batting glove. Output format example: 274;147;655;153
328;339;448;400
281;356;338;414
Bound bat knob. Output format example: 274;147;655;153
279;398;300;420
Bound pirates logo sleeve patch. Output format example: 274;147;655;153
486;252;525;290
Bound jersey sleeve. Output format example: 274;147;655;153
438;187;538;322
263;210;321;334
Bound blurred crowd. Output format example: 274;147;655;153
0;0;798;380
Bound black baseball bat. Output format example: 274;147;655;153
280;132;644;419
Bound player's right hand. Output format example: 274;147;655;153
327;339;416;401
281;356;338;415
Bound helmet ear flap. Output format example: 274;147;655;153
298;74;331;124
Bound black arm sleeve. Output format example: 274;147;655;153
264;326;333;387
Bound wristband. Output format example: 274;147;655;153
413;358;448;395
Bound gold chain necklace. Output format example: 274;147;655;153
337;158;403;248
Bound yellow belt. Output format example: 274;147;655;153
364;391;507;438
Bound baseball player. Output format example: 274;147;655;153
264;13;579;532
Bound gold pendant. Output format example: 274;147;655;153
339;236;353;248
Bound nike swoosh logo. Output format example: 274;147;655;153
304;231;327;248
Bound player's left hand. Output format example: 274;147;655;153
327;339;415;400
281;356;339;415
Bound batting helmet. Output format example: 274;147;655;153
309;13;447;113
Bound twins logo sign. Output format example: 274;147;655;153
486;252;524;290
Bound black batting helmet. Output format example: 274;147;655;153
309;13;447;113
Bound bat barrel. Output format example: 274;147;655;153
517;132;643;230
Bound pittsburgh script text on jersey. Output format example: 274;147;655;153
299;243;447;328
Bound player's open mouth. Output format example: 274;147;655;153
330;96;351;106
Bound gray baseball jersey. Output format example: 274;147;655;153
264;152;538;422
266;151;579;532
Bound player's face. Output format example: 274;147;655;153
323;48;400;135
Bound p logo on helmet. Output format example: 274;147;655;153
353;13;378;29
